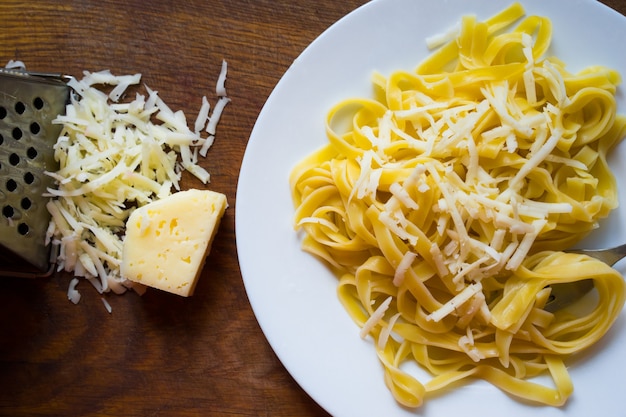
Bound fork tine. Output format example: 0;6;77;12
567;242;626;266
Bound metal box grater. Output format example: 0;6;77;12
0;70;69;277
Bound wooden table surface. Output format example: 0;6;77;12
0;1;624;416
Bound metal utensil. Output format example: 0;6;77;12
0;68;69;277
544;243;626;312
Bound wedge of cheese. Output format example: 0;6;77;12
121;189;227;296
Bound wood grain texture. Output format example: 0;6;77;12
0;1;624;416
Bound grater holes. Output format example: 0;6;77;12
12;127;23;140
33;97;44;110
21;197;32;210
17;223;29;236
1;205;31;236
6;178;17;192
30;122;40;135
15;101;26;115
0;133;3;145
2;205;14;218
24;172;35;184
0;106;6;119
27;147;38;159
9;153;20;166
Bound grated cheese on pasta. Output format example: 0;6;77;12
359;296;392;339
291;2;626;408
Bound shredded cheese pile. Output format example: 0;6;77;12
291;3;626;409
45;62;229;305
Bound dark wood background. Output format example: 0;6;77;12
1;1;624;416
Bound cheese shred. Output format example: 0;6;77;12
45;63;230;307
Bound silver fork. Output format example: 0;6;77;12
544;243;626;312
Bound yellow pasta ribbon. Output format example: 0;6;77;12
290;2;626;408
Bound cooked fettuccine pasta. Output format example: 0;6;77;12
290;2;626;408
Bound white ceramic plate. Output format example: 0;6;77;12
236;1;626;415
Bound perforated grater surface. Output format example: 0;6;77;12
0;69;69;277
